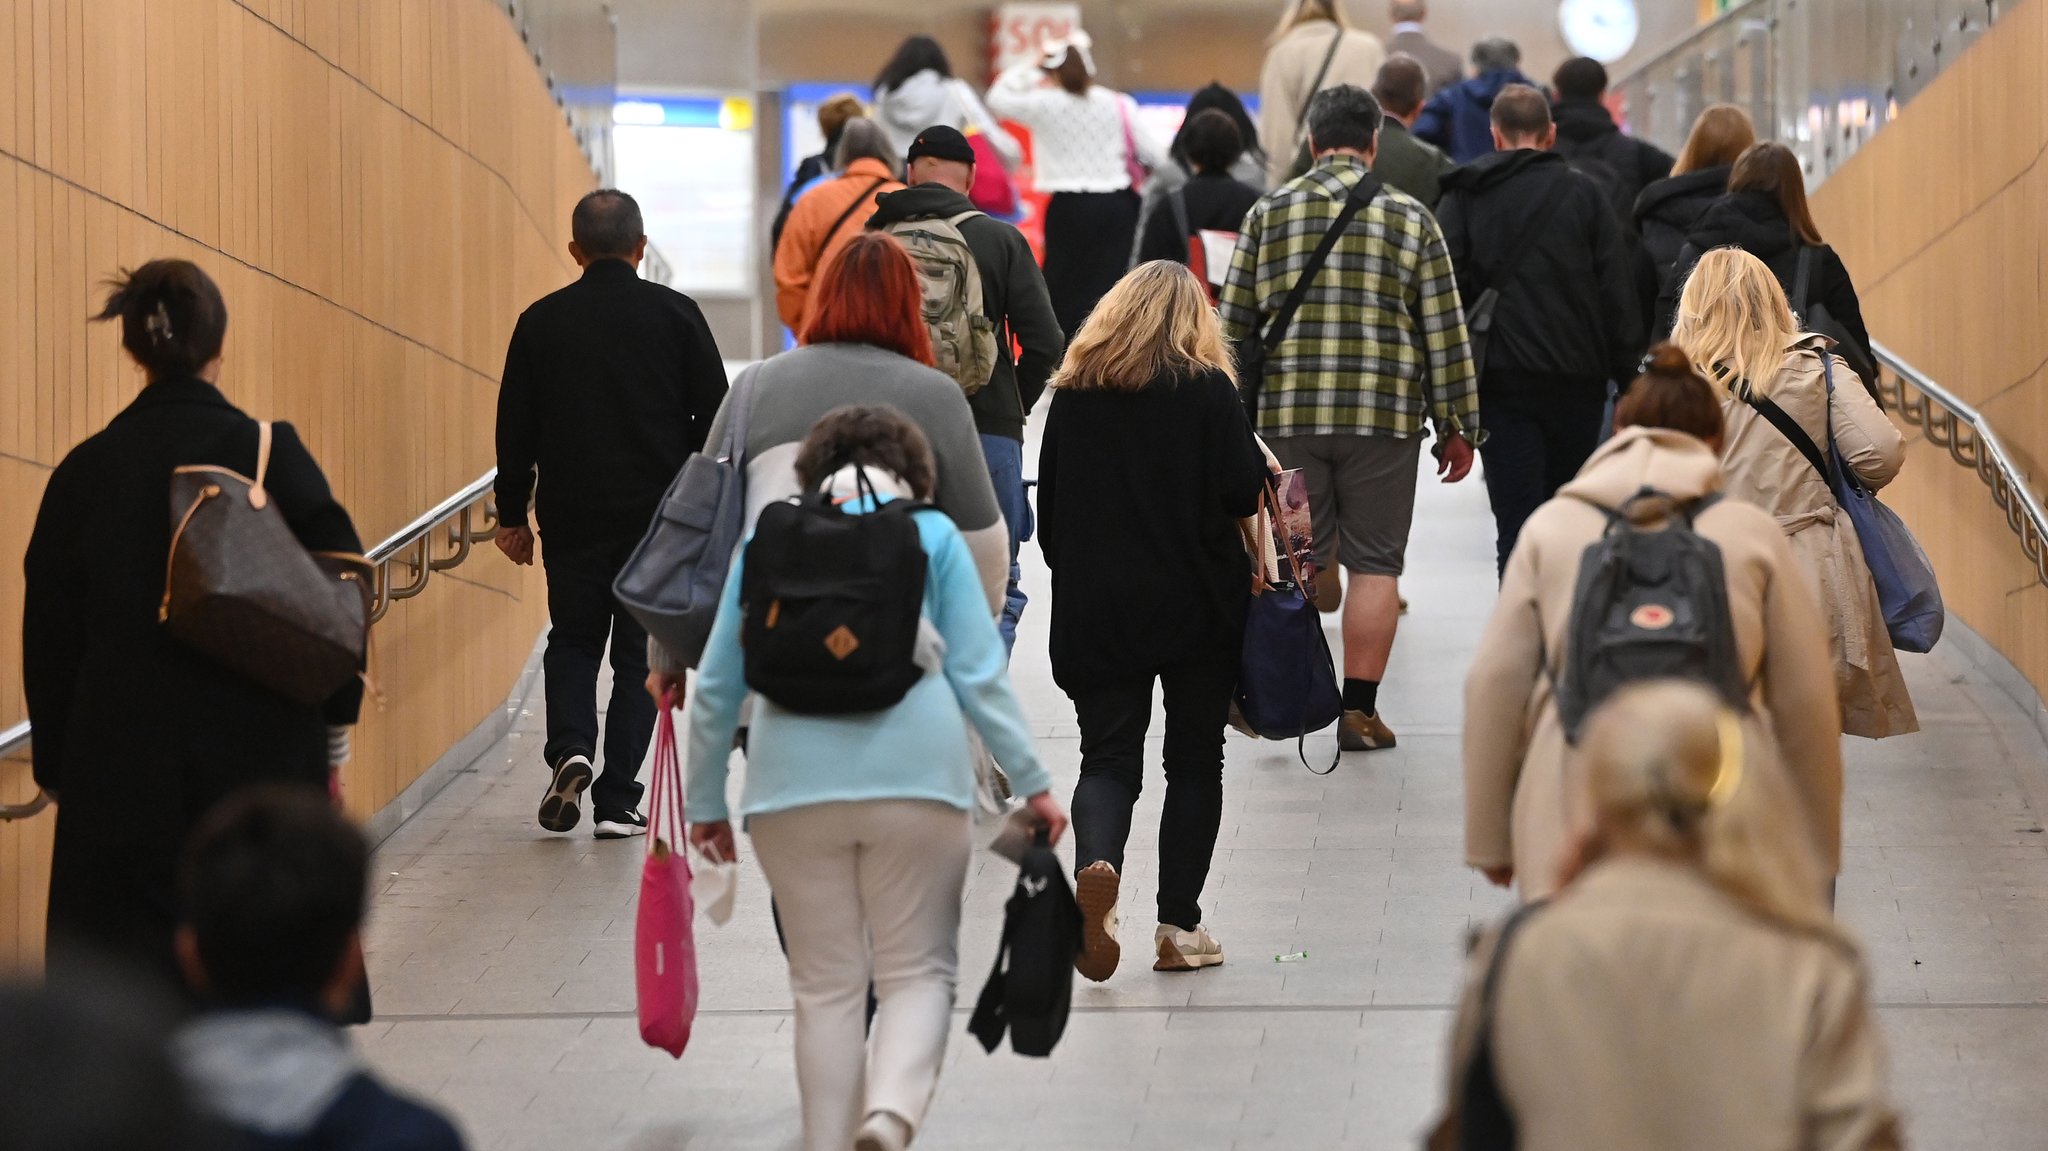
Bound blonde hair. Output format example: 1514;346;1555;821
1672;104;1756;176
1051;261;1236;392
1575;681;1851;951
1272;0;1350;42
1670;247;1802;399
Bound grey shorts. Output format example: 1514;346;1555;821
1269;433;1424;577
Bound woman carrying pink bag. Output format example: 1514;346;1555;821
684;403;1065;1151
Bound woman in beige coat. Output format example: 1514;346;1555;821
1434;680;1903;1151
1673;247;1917;738
1258;0;1386;187
1463;347;1844;899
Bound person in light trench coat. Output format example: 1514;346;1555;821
1434;680;1903;1151
1713;336;1916;738
1462;346;1845;900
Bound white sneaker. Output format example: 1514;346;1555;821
1153;924;1224;971
1075;861;1122;982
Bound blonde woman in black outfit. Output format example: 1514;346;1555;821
23;261;366;992
1037;261;1269;981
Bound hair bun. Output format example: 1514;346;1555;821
1645;343;1696;378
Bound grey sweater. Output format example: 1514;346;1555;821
649;342;1008;674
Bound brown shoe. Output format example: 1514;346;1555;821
1337;710;1397;752
1074;861;1122;982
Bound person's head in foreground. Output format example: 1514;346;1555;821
1669;246;1800;398
1564;679;1837;942
1613;343;1726;450
795;404;937;500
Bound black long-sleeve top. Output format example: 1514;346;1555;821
494;259;729;547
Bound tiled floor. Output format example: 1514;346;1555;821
358;454;2048;1150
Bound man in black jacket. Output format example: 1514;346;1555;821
494;189;728;838
866;126;1065;651
1439;85;1642;573
1549;57;1674;229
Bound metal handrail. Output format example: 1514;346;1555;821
1873;341;2048;586
2;468;507;821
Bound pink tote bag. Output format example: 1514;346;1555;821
636;695;699;1058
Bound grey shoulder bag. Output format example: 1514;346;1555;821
614;371;757;669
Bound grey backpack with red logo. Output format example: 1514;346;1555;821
1554;487;1749;743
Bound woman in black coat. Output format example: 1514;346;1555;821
23;260;365;991
1656;142;1875;376
1037;260;1269;983
1633;104;1757;309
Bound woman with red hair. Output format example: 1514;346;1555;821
646;231;1008;686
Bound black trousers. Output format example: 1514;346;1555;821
541;535;653;812
1067;646;1235;931
1478;385;1608;576
1043;189;1141;340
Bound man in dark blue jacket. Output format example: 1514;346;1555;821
177;789;466;1151
1414;37;1534;164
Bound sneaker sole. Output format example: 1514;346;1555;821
537;760;594;833
1154;935;1225;971
1075;866;1121;983
592;821;647;840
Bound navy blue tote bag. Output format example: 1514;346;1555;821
1817;355;1945;652
1235;480;1345;772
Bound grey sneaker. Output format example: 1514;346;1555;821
1075;861;1122;983
537;754;593;833
1153;924;1225;971
1337;710;1397;752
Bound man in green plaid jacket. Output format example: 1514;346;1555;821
1219;84;1479;754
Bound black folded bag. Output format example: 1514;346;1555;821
968;829;1080;1058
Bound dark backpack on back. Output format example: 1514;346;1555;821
968;830;1081;1058
1553;488;1749;743
739;472;931;715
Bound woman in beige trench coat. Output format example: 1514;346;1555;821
1434;680;1903;1151
1463;347;1844;899
1672;247;1917;739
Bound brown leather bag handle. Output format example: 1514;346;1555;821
250;420;273;509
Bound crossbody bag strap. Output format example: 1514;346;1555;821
1481;178;1575;298
251;420;274;509
1745;389;1830;486
1294;28;1346;148
1255;173;1384;356
721;372;757;468
1169;187;1192;259
813;177;888;264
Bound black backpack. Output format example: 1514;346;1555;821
1553;488;1749;743
968;830;1081;1058
739;471;932;715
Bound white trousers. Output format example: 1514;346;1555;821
749;799;972;1151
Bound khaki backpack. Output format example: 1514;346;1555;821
882;211;999;395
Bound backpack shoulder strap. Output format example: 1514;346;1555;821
943;209;986;228
1792;244;1816;312
1255;172;1384;355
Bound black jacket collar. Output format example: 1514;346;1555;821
1633;165;1733;218
118;374;237;420
868;184;978;226
1552;98;1621;143
1441;147;1565;194
577;258;641;283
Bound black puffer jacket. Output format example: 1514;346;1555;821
1656;189;1874;370
1438;149;1643;387
1634;165;1732;300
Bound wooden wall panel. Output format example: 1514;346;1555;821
0;0;594;972
1811;2;2048;724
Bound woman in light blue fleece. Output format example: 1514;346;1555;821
686;406;1065;1151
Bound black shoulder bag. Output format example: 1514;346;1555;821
1462;180;1574;378
1791;245;1882;402
1235;173;1383;421
1433;901;1546;1151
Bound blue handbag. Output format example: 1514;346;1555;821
1746;353;1945;653
1234;481;1345;773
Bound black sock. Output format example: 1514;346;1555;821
1343;678;1380;715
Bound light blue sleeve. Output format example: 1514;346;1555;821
925;519;1055;798
684;550;749;823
